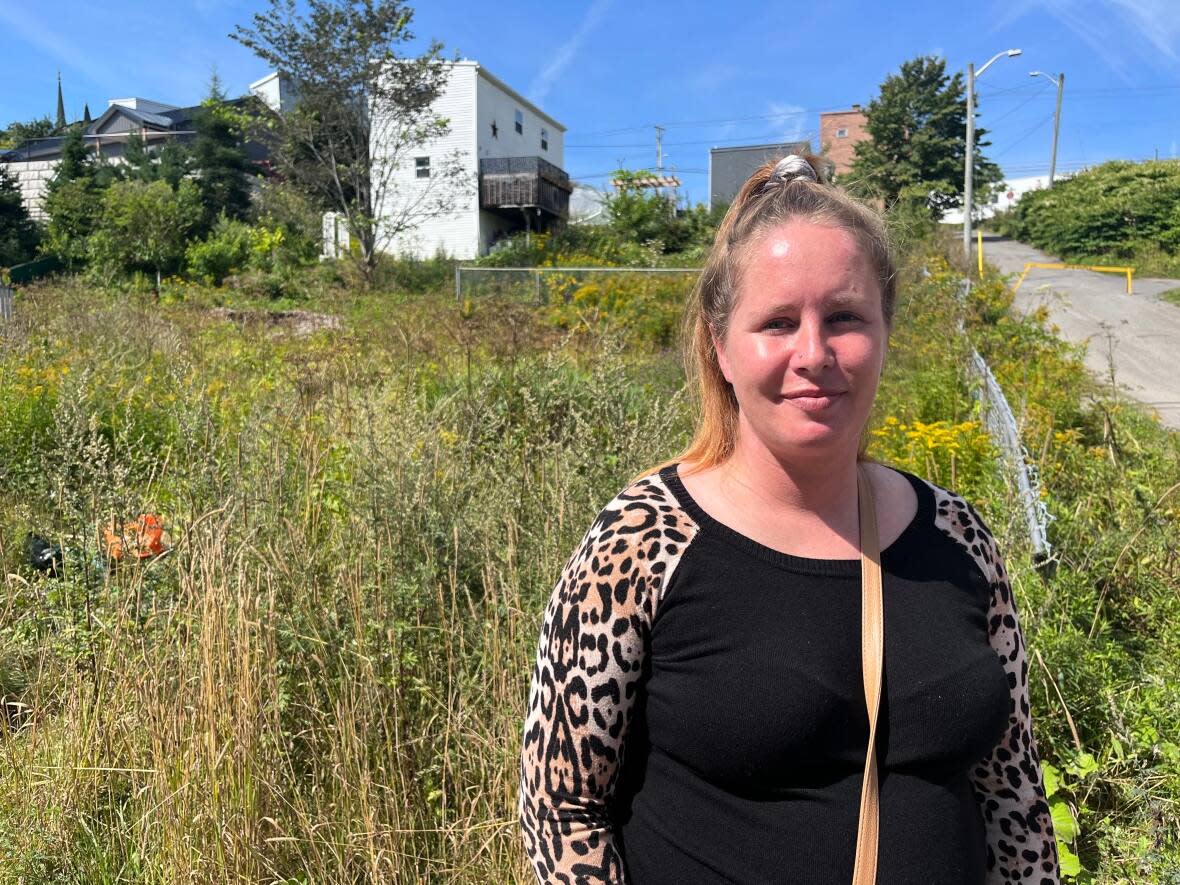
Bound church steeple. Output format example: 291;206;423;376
55;71;66;130
82;103;92;127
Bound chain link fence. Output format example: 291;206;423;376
956;278;1054;566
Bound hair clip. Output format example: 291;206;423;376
762;154;818;192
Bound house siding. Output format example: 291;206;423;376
475;72;565;169
372;60;568;260
374;62;480;260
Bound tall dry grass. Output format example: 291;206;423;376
0;283;684;882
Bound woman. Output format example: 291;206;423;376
519;155;1059;884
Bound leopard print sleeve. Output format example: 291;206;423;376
927;483;1061;884
519;472;698;884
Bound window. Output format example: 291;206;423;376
836;128;849;138
514;109;523;135
415;156;430;178
541;128;549;151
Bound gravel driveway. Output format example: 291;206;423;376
979;235;1180;430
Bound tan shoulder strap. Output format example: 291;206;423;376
852;464;883;885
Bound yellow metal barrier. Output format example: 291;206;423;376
1013;261;1135;295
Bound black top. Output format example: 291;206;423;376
519;465;1060;885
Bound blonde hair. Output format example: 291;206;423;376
650;154;896;479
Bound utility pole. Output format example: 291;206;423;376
1030;71;1065;186
655;125;665;174
964;49;1021;262
1052;75;1062;186
963;63;975;262
1049;73;1063;185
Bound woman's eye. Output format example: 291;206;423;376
764;318;795;331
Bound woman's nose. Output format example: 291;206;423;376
792;319;832;373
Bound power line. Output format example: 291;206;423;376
992;113;1059;160
569;128;821;150
574;104;864;138
572;83;1180;141
977;83;1052;127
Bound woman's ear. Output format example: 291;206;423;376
710;325;734;384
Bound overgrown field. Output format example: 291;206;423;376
0;244;1177;882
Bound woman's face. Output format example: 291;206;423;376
714;219;887;465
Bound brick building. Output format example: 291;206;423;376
819;106;869;178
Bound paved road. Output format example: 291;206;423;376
980;235;1180;430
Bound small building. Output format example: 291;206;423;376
708;141;811;210
1;99;204;220
371;60;570;259
2;87;275;221
819;106;869;178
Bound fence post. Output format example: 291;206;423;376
454;265;461;303
535;269;542;304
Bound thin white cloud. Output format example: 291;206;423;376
996;0;1180;79
0;2;117;96
528;0;613;105
766;101;808;144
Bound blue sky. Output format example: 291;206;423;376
2;0;1178;203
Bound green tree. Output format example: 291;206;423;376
53;126;92;184
848;55;1002;218
120;133;192;190
605;170;680;246
90;179;202;284
231;0;468;284
191;81;255;225
0;166;39;266
42;127;110;266
0;116;56;150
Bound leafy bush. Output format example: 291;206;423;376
374;250;456;294
89;179;202;280
998;159;1180;276
185;216;253;283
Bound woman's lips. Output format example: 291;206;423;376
783;391;845;412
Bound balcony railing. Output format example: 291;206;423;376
479;156;572;220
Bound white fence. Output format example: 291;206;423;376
0;284;13;322
454;265;700;304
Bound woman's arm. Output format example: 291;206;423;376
968;559;1060;884
518;476;698;884
927;486;1060;884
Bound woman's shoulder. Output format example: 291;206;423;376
554;465;702;621
891;467;1008;587
586;464;700;550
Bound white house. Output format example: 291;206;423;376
371;60;570;259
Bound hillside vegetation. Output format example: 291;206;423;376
992;159;1180;278
0;234;1177;882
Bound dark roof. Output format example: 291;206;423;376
1;137;68;162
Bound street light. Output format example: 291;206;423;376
964;48;1022;261
1029;71;1065;186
